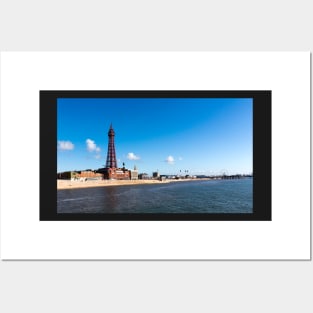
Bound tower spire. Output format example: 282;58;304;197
105;124;117;168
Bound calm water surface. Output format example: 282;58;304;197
57;178;253;214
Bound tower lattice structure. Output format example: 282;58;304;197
105;124;118;168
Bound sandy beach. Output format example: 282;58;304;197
57;178;211;190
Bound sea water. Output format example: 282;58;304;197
57;178;253;214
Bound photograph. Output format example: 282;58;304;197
6;50;309;262
40;90;271;221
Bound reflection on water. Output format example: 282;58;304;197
104;187;118;213
57;178;253;214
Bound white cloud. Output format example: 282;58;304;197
86;139;100;152
95;154;101;159
58;140;74;150
166;155;175;164
127;152;140;160
178;156;183;161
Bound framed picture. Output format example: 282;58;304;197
1;52;309;260
40;90;271;221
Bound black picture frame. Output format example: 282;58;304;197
40;90;271;221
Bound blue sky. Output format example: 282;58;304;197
57;98;253;175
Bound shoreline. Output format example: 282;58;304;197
57;178;212;190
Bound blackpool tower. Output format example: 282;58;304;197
105;124;118;168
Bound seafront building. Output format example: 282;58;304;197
96;124;137;180
57;170;103;180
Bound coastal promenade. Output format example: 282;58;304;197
57;178;210;190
